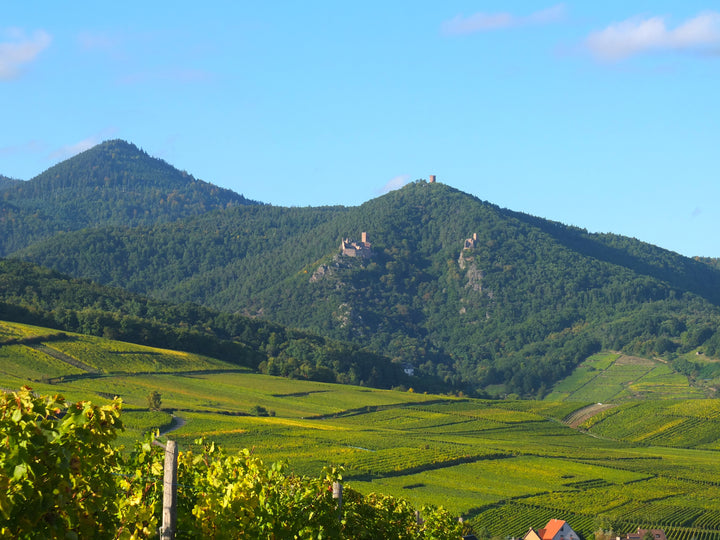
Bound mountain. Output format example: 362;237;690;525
0;140;258;255
11;179;720;396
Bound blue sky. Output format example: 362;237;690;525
2;2;719;257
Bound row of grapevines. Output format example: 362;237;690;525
469;502;595;539
0;387;464;539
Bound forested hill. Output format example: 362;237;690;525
0;258;407;389
12;180;720;396
0;140;258;255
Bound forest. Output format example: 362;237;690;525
0;259;410;390
5;141;720;396
0;140;257;256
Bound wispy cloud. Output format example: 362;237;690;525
586;11;720;61
0;28;51;80
48;131;116;162
442;4;565;36
380;174;411;195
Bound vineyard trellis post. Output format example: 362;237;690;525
159;440;179;540
332;481;343;523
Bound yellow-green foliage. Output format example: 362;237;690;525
0;344;85;381
0;387;124;539
547;353;704;403
0;320;64;340
584;399;720;448
586;352;622;370
0;387;462;539
5;325;720;540
44;335;233;373
665;399;720;419
120;410;173;432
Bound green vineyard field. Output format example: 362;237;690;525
2;320;720;539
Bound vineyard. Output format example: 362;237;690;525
580;399;720;449
545;353;705;402
1;320;720;539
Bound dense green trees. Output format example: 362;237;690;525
0;140;257;256
147;390;162;411
0;175;21;190
0;259;407;389
6;148;720;396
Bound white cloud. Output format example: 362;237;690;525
442;4;565;36
0;28;51;80
48;132;115;162
380;174;410;195
586;11;720;61
49;137;100;161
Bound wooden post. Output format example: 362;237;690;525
159;440;179;540
332;481;343;523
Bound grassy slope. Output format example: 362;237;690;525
2;319;720;540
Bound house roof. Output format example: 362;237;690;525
627;529;667;540
541;519;567;540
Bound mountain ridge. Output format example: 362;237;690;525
5;141;720;396
0;139;259;255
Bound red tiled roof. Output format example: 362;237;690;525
541;519;567;540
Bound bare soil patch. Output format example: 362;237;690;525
614;355;655;366
564;402;616;428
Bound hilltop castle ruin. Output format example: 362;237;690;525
341;232;372;258
464;233;478;250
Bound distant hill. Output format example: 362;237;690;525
13;180;720;396
0;140;258;255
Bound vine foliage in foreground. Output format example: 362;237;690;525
0;387;123;538
0;387;463;539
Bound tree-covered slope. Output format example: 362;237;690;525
0;140;257;255
12;204;347;297
239;182;720;394
0;258;407;389
0;175;22;190
14;181;720;396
